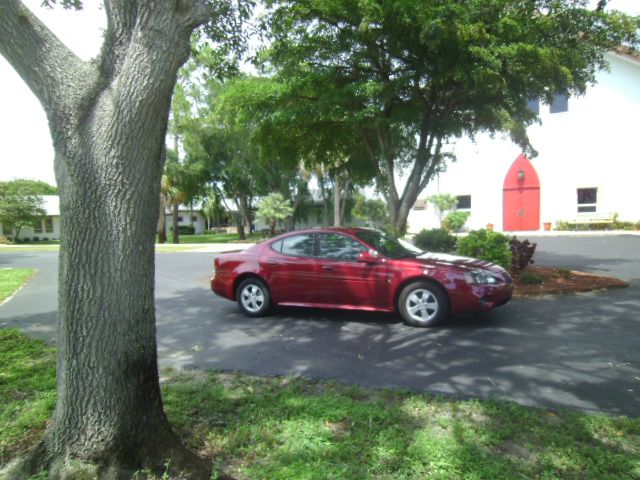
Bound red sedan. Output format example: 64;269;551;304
211;228;513;327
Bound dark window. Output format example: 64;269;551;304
177;216;183;222
44;217;54;233
34;220;43;234
317;233;367;261
526;98;540;115
413;199;426;211
281;234;315;258
456;195;471;210
192;216;198;222
577;188;597;213
550;94;568;113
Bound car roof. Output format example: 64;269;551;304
279;227;376;236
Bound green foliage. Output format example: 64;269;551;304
412;229;457;253
457;229;512;269
257;192;295;235
427;194;458;225
351;194;389;228
520;272;544;285
257;0;639;232
0;179;57;196
0;191;46;240
442;211;470;232
555;220;615;231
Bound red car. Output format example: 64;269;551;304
211;228;513;327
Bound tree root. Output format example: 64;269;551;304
0;438;235;480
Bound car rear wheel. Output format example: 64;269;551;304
236;277;271;317
398;281;449;327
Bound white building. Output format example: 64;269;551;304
0;195;61;240
408;51;640;234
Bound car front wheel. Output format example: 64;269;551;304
398;281;449;327
236;277;271;317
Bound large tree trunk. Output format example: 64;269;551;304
0;1;216;478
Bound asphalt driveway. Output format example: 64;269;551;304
1;234;639;416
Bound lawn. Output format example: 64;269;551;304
0;268;36;303
1;329;638;479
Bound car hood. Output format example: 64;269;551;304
412;252;505;274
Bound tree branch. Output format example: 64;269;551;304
0;0;87;114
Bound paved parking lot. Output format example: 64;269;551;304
1;234;639;416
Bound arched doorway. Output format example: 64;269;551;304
503;154;540;231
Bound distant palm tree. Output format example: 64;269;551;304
158;174;187;244
257;193;294;236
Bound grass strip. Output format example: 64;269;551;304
0;268;37;303
1;329;638;479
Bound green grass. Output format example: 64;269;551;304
174;232;242;244
0;268;37;303
0;330;56;465
1;330;639;479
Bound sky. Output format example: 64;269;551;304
1;0;639;187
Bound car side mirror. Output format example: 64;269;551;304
358;250;380;264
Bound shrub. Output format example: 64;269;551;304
520;272;544;285
412;228;456;253
509;237;536;272
457;229;511;269
0;235;11;245
442;211;470;232
177;225;195;235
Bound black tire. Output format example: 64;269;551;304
236;277;271;317
398;281;449;327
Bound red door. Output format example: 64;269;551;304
503;154;540;231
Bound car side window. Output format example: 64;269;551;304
318;233;367;261
270;240;283;253
280;234;315;258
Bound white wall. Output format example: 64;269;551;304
408;52;640;233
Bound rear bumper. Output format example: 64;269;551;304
211;276;235;301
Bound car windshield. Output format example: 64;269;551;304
355;230;423;259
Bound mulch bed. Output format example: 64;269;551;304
513;265;629;297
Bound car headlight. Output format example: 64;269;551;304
464;270;499;285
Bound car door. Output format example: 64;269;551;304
260;233;319;305
315;232;388;309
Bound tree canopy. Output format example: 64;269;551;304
0;179;57;195
255;0;639;233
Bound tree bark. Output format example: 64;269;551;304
171;202;181;244
158;195;167;244
0;1;215;478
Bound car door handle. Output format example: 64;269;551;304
321;266;334;271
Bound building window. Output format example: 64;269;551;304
526;98;539;115
191;215;198;222
177;216;183;222
577;188;597;213
44;217;54;233
550;94;568;113
412;199;426;211
456;195;471;210
34;220;43;234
